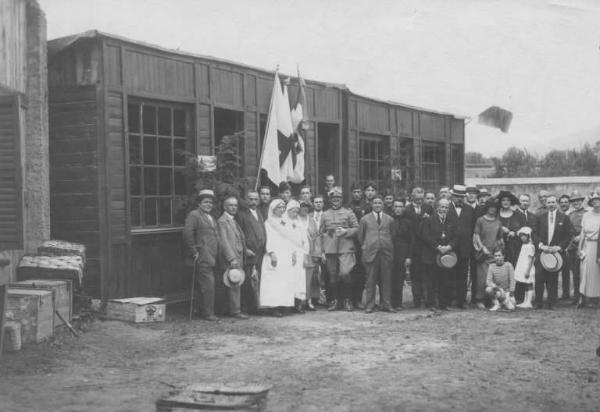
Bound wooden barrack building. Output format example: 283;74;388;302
47;31;465;299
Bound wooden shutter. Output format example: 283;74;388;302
0;94;23;250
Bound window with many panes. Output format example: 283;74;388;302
127;100;192;230
421;142;445;191
359;136;389;190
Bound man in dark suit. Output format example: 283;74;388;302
347;183;369;308
357;195;396;313
217;196;250;319
465;186;481;302
567;191;586;304
516;193;537;230
404;187;434;307
235;190;267;315
533;195;575;309
448;185;475;309
183;189;220;321
420;198;457;310
535;190;550;216
258;186;272;221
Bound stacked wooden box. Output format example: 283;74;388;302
2;240;83;352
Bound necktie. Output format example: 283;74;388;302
377;212;381;225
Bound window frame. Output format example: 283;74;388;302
358;134;389;191
127;98;193;233
421;141;445;191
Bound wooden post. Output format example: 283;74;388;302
0;284;7;356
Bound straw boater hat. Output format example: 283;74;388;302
497;190;519;206
436;251;458;269
540;251;563;273
450;185;466;197
569;190;585;202
466;186;480;195
587;192;600;207
477;188;491;199
197;189;216;201
223;267;245;288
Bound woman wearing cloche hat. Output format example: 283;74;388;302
497;190;526;267
576;192;600;308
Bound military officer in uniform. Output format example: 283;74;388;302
319;187;360;311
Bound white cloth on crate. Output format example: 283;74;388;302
514;243;535;284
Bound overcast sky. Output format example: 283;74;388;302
38;0;600;156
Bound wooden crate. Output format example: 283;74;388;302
106;297;166;323
156;383;272;412
10;279;73;328
6;289;54;344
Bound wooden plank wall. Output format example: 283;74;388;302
0;0;27;92
346;95;465;192
48;42;100;87
49;86;101;295
123;51;194;99
50;34;466;298
0;95;24;250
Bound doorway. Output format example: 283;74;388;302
214;108;245;177
317;123;340;192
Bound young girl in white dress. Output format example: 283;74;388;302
514;226;535;308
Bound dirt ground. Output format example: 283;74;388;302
1;300;600;412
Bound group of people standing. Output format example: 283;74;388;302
183;176;600;320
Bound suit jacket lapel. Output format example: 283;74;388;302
202;211;214;229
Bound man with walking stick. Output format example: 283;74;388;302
183;189;220;321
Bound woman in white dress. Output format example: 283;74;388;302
284;200;310;312
577;193;600;308
260;199;298;316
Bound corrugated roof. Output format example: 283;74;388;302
47;30;465;120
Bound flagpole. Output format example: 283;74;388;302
255;68;279;191
297;64;311;190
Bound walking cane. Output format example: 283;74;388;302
189;255;199;321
